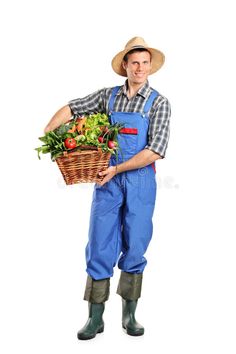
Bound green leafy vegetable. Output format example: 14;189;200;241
35;113;123;160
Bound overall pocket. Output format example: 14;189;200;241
118;132;138;158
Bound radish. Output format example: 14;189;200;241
108;140;116;149
98;136;104;143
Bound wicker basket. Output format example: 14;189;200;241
56;147;111;185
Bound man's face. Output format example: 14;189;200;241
122;51;152;85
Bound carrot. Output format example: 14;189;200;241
68;124;76;133
76;117;87;132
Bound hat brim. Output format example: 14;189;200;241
111;47;165;77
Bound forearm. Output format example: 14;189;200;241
98;148;162;185
44;105;72;133
116;148;161;174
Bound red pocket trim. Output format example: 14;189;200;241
151;162;156;173
119;128;138;135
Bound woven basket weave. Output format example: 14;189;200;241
56;147;111;185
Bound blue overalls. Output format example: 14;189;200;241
85;86;159;280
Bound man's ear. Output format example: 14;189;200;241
122;60;127;71
149;61;152;74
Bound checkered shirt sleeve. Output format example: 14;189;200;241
146;96;171;158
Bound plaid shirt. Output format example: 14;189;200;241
69;80;171;158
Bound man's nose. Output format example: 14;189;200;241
137;63;143;71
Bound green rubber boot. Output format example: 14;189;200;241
122;299;144;336
77;302;105;340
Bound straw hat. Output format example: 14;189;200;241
111;37;165;77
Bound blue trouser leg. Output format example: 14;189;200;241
86;166;156;279
86;176;124;280
118;166;157;273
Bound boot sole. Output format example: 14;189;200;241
122;325;144;336
77;326;104;340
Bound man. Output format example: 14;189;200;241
44;37;171;340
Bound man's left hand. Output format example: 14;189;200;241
97;166;117;186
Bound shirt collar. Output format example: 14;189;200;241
118;80;151;98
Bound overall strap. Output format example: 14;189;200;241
143;90;159;115
109;86;121;112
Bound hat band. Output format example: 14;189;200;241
130;45;146;49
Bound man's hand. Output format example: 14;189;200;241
97;149;161;186
98;166;117;186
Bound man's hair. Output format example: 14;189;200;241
123;48;151;62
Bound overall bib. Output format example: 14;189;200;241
85;86;159;280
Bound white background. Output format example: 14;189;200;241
1;0;236;353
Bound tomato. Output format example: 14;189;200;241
98;136;104;143
108;140;116;149
64;137;76;149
